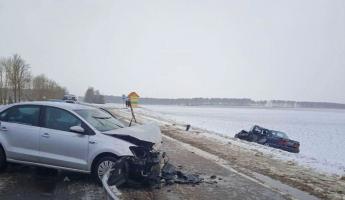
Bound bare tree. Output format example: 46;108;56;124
1;54;31;102
84;87;105;104
84;87;95;103
0;54;66;104
32;74;66;100
0;66;6;104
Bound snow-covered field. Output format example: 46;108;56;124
138;105;345;175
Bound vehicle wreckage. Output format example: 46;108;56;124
88;105;202;199
102;123;165;185
101;123;202;200
235;125;300;153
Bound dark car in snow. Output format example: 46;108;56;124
235;125;300;153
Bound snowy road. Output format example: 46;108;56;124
0;137;291;200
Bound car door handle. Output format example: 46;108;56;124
0;126;8;131
42;133;50;138
89;141;96;144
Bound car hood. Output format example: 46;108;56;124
103;123;162;147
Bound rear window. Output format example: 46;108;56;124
273;131;289;139
0;105;40;126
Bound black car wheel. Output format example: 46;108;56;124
258;138;267;144
0;146;7;171
93;156;118;185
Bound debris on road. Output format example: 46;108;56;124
161;162;203;185
210;175;217;179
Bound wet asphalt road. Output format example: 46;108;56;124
0;164;105;200
0;136;289;200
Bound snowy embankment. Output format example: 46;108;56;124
127;104;345;176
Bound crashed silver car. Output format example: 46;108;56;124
0;101;162;184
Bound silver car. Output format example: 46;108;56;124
0;101;162;184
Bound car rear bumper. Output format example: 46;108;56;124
280;146;299;153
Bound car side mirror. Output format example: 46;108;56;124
70;126;85;133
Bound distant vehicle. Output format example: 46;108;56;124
63;94;78;103
0;101;162;184
47;99;65;102
235;125;300;153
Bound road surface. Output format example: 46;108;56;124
0;136;289;200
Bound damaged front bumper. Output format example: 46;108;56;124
103;149;167;200
104;148;167;192
103;149;202;200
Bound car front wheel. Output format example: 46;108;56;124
0;146;7;171
93;156;118;185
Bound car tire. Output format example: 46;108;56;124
0;146;7;171
93;156;118;185
258;138;267;144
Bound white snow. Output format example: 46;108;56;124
134;105;345;176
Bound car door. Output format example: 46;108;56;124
0;105;41;162
269;132;281;148
39;106;89;171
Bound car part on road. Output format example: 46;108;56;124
103;168;122;200
161;162;203;184
94;156;122;185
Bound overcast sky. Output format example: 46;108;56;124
0;0;344;103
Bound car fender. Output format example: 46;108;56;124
87;134;135;171
0;134;9;152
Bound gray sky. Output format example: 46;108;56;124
0;0;344;103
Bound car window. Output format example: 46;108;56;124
277;131;289;139
0;105;40;126
272;131;289;139
262;129;270;136
44;107;81;132
253;126;262;134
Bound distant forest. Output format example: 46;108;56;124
104;95;345;109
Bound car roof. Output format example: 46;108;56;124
5;101;96;112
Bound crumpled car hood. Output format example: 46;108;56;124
103;123;162;146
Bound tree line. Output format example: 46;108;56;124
84;87;105;104
103;95;345;109
0;54;67;104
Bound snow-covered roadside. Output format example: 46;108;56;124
105;104;345;199
126;105;345;176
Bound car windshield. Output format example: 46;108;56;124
75;109;124;132
273;131;289;139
